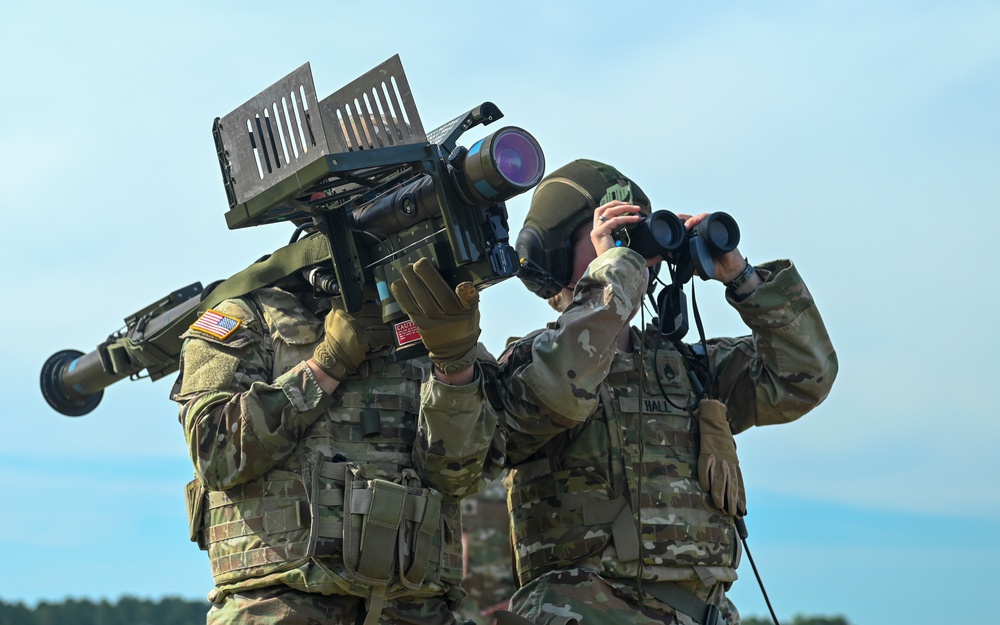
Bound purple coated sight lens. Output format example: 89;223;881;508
492;130;544;187
463;126;545;205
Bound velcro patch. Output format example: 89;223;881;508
189;309;242;340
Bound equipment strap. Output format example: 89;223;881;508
598;384;643;563
108;233;332;379
356;479;407;582
199;233;332;312
581;498;641;563
400;491;441;588
618;579;726;625
319;460;348;481
493;611;539;625
363;589;388;625
106;338;174;374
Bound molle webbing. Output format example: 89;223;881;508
509;345;740;585
206;477;311;579
508;458;640;585
603;348;738;571
204;459;446;594
599;383;634;500
313;360;423;464
512;496;639;581
355;356;425;381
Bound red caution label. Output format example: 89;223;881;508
394;319;422;346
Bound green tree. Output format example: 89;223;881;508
0;596;210;625
0;599;32;625
743;616;852;625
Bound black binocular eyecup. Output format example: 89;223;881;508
695;211;740;255
624;211;688;259
615;210;740;270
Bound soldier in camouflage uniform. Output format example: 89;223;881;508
456;476;516;625
492;160;838;625
173;257;504;625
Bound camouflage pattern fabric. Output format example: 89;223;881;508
206;585;468;625
496;253;838;621
173;286;502;622
507;568;738;625
456;477;516;625
414;344;506;503
501;246;648;441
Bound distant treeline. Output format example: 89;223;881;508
0;596;210;625
0;596;851;625
744;617;852;625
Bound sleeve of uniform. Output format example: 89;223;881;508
413;344;505;501
499;247;647;461
709;259;839;433
173;298;332;490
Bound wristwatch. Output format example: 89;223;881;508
725;259;755;290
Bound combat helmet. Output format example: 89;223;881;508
515;159;651;299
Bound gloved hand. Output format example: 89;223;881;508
696;398;747;517
390;258;480;374
312;301;392;380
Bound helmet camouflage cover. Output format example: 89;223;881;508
515;159;651;299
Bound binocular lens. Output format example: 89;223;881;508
646;212;687;252
617;211;686;259
698;212;739;253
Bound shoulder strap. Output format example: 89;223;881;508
199;234;331;312
105;234;332;379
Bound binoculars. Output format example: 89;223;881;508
613;210;740;282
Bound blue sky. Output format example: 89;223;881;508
2;2;998;624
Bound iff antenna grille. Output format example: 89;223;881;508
318;54;426;153
214;63;330;220
215;56;430;230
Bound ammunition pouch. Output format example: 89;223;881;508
320;461;448;592
316;460;451;625
184;478;208;550
186;457;457;618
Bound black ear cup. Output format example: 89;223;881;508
515;227;567;299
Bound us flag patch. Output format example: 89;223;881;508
190;309;242;340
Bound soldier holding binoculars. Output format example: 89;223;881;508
487;159;838;625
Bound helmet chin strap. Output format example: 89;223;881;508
516;257;572;300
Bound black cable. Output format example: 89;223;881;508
688;281;715;398
649;265;695;411
676;275;784;625
636;299;646;591
736;517;781;625
288;224;310;244
650;265;784;625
